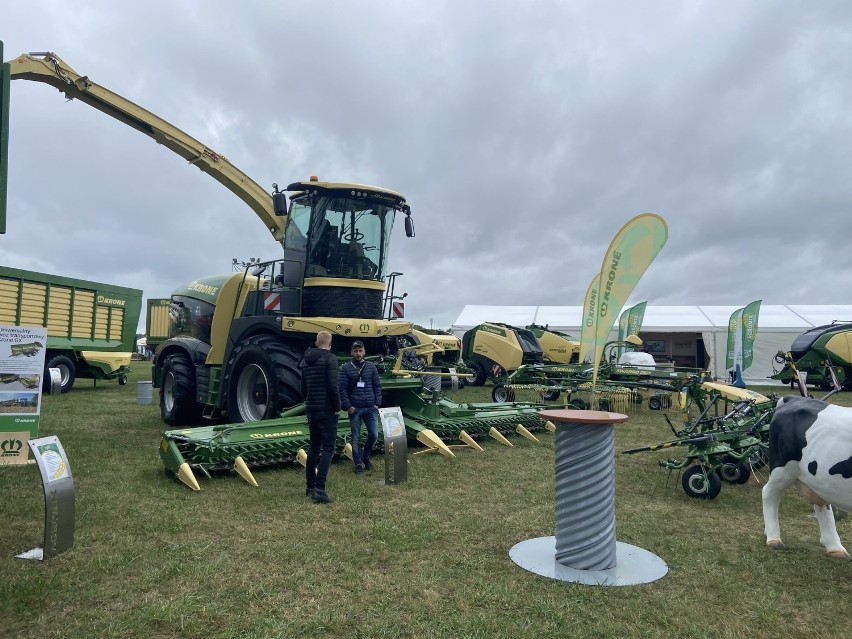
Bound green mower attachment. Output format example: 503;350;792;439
161;355;557;490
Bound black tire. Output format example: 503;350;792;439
492;383;515;403
648;396;662;411
225;335;302;423
718;455;751;484
466;361;487;387
568;397;589;410
160;353;200;426
681;465;722;499
542;387;561;401
118;374;128;386
43;354;76;393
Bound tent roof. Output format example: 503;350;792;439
452;304;852;332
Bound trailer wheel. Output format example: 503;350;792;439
648;396;662;411
465;361;487;387
118;374;128;386
681;465;722;499
226;335;302;423
492;383;515;403
718;455;751;484
43;355;76;393
160;353;200;426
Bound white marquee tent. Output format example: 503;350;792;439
450;305;852;385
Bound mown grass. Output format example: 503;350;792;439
1;368;850;639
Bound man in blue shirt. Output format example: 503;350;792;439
339;340;382;473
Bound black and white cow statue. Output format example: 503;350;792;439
762;395;852;559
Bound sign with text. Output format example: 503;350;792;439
16;435;75;561
379;407;408;485
0;325;48;460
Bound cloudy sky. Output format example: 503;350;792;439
3;1;851;332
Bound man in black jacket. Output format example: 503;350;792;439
300;331;341;503
339;340;382;474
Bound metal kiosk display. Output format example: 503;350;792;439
510;409;667;586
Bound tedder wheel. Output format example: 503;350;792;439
492;383;515;403
43;354;77;394
466;361;487;387
542;387;561;401
718;454;751;484
648;396;662;411
160;353;201;426
681;465;722;499
748;449;768;470
226;335;302;423
118;374;128;386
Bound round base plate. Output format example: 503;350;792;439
510;536;668;586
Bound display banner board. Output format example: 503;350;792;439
16;436;76;561
0;326;48;464
379;407;408;485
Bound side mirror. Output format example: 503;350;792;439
404;213;415;238
272;183;287;216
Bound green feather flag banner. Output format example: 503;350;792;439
591;214;668;390
626;301;647;337
741;300;761;370
578;272;600;363
617;307;630;343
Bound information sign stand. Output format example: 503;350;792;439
379;407;407;485
16;436;75;561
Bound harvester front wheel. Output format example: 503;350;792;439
161;353;200;426
43;354;76;393
681;465;722;499
226;335;302;423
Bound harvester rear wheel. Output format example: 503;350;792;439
492;383;515;403
681;465;722;499
43;354;76;393
161;353;200;426
226;335;302;423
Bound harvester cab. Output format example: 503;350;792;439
461;322;544;386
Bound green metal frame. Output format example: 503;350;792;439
1;41;10;234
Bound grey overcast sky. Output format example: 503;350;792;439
2;1;851;332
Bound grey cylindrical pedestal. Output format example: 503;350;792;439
554;420;616;569
510;409;668;586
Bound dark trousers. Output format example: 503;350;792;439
306;411;339;491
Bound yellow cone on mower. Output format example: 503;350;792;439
234;456;259;487
177;462;201;491
296;448;308;467
459;430;485;452
489;427;513;447
516;424;540;443
545;420;556;433
416;429;456;458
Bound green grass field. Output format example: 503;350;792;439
1;367;850;639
